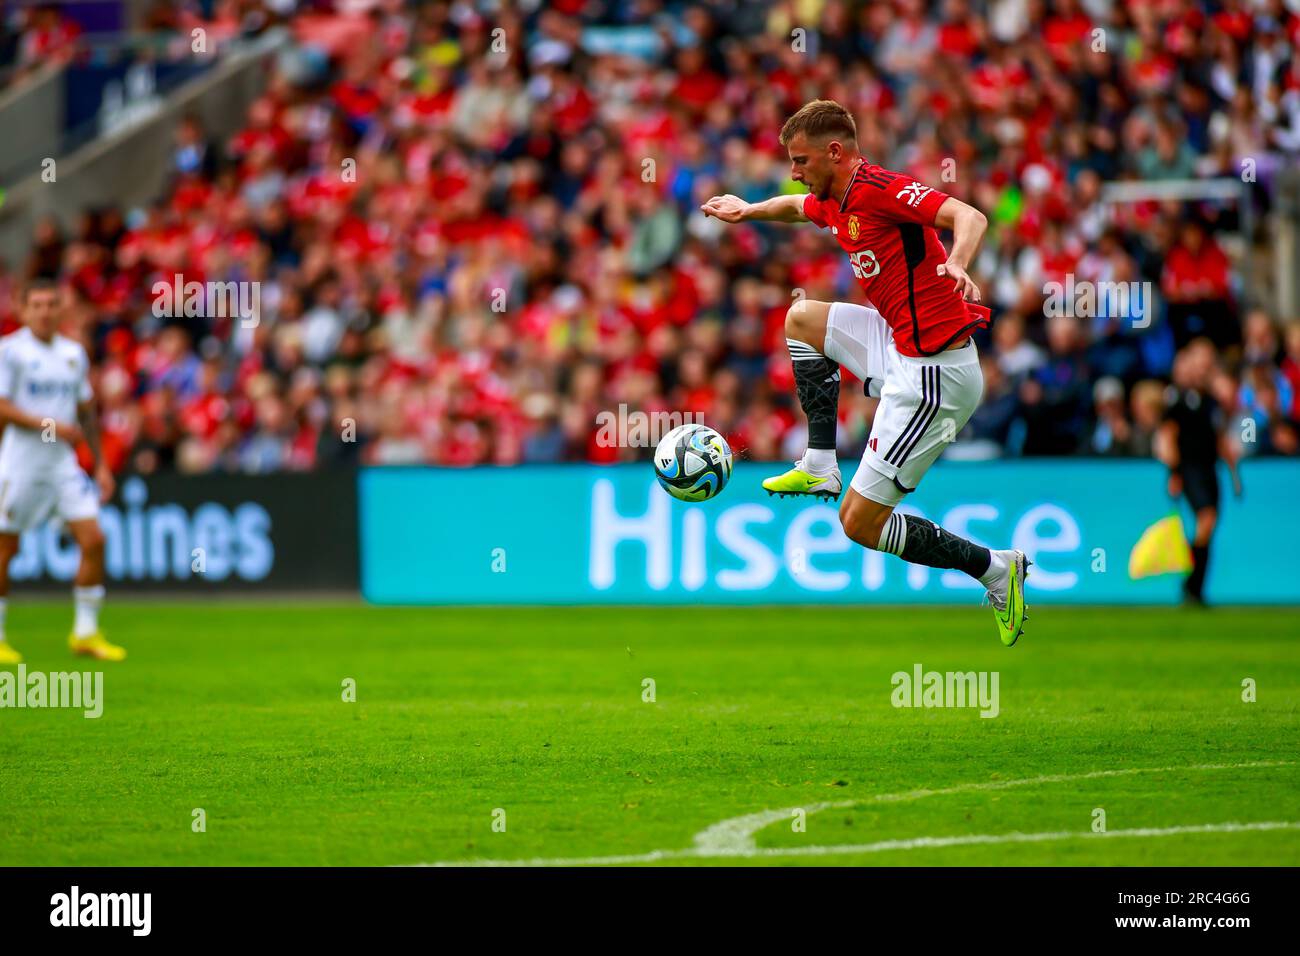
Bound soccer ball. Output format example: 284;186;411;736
653;423;733;501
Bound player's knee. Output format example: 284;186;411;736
840;499;884;550
78;526;106;556
784;300;825;348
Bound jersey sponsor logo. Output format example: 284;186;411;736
896;182;933;208
848;249;881;280
25;380;80;398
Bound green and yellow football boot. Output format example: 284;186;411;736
989;550;1031;647
762;459;843;501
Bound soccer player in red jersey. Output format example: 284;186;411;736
702;100;1028;646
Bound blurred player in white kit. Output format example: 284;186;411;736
0;279;125;663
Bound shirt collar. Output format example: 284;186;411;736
838;159;866;212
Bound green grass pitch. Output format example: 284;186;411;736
1;601;1297;866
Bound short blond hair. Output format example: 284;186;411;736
779;100;858;147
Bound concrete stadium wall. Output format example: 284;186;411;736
0;62;67;187
0;30;288;270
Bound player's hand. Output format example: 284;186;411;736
53;420;85;446
937;259;981;302
95;463;116;503
1167;473;1183;498
700;194;749;223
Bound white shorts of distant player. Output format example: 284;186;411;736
0;458;100;534
823;301;983;507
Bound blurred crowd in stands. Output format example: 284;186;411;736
1;3;83;82
2;0;1299;473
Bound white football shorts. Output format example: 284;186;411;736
0;458;100;534
823;300;984;507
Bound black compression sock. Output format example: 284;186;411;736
787;338;840;450
899;515;992;580
1186;543;1209;600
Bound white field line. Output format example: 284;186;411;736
404;760;1296;868
410;821;1300;867
694;760;1295;853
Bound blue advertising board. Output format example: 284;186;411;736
359;461;1300;605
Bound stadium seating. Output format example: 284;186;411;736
1;0;1297;472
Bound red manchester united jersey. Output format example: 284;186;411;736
803;162;990;357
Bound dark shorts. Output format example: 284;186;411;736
1181;464;1220;513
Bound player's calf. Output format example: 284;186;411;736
766;300;841;497
786;305;839;462
842;488;1030;646
841;487;995;582
65;518;123;660
0;533;19;663
69;519;106;584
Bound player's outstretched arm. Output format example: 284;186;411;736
0;397;83;444
934;196;988;302
701;193;807;224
